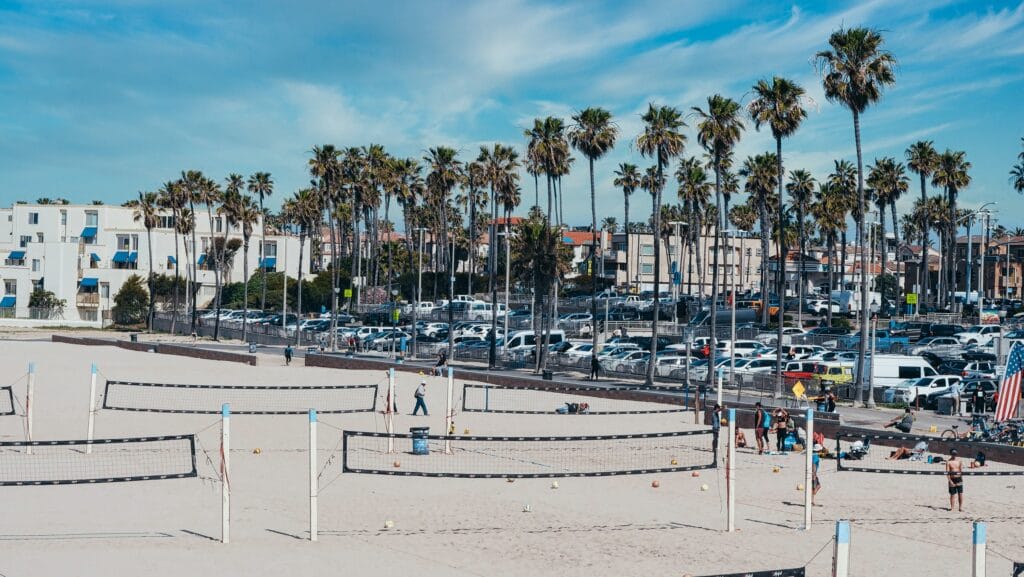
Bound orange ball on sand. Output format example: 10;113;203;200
691;471;700;477
393;460;401;468
651;480;661;488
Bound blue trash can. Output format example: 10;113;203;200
410;427;430;455
817;402;827;413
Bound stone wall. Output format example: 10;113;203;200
51;334;258;366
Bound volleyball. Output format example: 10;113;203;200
700;484;708;491
384;520;394;529
671;459;679;466
393;460;401;468
797;484;804;491
651;480;660;488
252;447;262;455
550;481;559;489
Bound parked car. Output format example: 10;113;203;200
909;336;961;356
955;325;1002;346
885;375;961;406
922;323;963;338
926;378;998;412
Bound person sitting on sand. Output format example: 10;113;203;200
885;408;914;433
969;451;987;469
735;428;747;448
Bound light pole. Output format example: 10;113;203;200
979;212;994;309
866;299;880;408
503;230;512;348
723;229;739;390
390;289;399;359
967;203;996;309
331;286;340;351
669;221;687;331
412;227;427;358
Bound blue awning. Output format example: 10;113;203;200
562;236;573;243
90;253;101;262
198;254;207;265
80;278;98;288
260;257;276;268
81;227;97;238
112;251;129;263
7;251;25;260
128;252;138;264
167;255;176;264
0;296;14;308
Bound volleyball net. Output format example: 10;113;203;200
460;384;685;415
836;432;1024;476
341;429;716;478
0;386;14;416
102;380;378;415
698;569;805;577
0;435;197;485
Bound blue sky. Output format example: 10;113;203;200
1;0;1023;229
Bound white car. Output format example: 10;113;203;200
886;375;961;405
562;343;594;358
735;358;777;375
780;344;826;359
655;356;690;376
955;325;1001;346
715;339;765;358
910;336;961;355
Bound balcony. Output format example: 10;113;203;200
76;293;100;308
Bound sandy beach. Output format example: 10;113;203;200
1;333;1022;577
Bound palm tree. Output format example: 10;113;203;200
246;172;274;313
601;216;618;232
812;182;844;326
569;107;619;372
157;180;186;332
932;150;971;304
131;191;160;330
786;169;815;326
816;26;897;408
613;163;641;291
309;146;340;342
637;104;687;386
478;143;520;369
740;154;780;328
283;188;320;344
827;160;857;291
676;156;712;296
1012;137;1024;194
728;203;757;290
180;170;204;332
906;141;939;308
867;157;909;274
222;190;260;341
424;146;463;359
748;76;808;385
692;94;744;389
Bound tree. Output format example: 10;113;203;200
601;216;618;232
748;76;808;388
158;180;187;332
223;189;261;341
786;169;815;326
283;188;320;344
424;146;463;359
1012;137;1024;194
28;289;65;319
478;143;519;369
613;163;641;291
816;26;897;408
812;181;844;326
569;107;619;375
113;275;149;325
247;172;274;313
867;157;909;274
906;141;939;307
693;94;745;390
740;154;780;328
180;170;204;332
932;150;971;305
638;103;686;386
676;156;712;296
131;191;160;330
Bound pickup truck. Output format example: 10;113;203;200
838;329;910;352
885;375;961;406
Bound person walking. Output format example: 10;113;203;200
949;380;962;416
434;350;448;377
590;355;601;381
812;449;822;506
753;402;769;454
284;345;293;366
711;404;722;449
412;379;429;416
946;449;964;512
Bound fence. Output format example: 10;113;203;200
151;312;317;347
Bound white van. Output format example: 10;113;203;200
504;330;565;352
469;302;494;321
867;354;937;388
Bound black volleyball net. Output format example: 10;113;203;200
342;429;716;478
0;435;197;485
0;386;14;416
102;380;378;415
460;384;685;415
835;432;1024;476
698;569;805;577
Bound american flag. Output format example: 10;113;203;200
995;342;1024;422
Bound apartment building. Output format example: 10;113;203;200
0;203;307;326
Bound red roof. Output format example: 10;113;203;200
561;231;608;246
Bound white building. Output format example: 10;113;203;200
0;203;307;326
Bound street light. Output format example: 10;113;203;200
866;299;880;408
390;288;400;359
722;229;743;392
669;221;687;330
966;202;996;309
412;227;428;358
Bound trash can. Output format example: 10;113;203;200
816;402;827;413
130;334;138;343
410;427;430;455
248;343;257;354
542;370;553;381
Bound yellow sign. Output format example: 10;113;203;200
792;380;806;399
344;288;353;298
392;309;400;322
906;293;918;305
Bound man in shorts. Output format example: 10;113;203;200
812;447;822;505
753;402;769;454
946;449;964;512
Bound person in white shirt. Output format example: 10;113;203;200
949;382;962;416
412;380;429;416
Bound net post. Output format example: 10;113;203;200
727;407;736;533
309;409;318;542
221;403;230;544
972;521;986;577
444;367;454;454
716;367;724;408
86;364;98;455
833;520;850;577
804;408;814;530
26;362;35;455
387;369;395;454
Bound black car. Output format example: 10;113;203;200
936;360;968;376
923;323;963;338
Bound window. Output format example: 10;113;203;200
158;215;176;229
36;233;44;243
85;211;98;227
201;237;209;253
117;235;130;250
132;234;139;251
262;241;278;258
613;242;626;252
28;212;39;225
215;218;223;233
80;310;98;321
4;280;15;295
60;210;67;225
640;244;654;256
755;249;762;257
19;236;30;248
641;263;654;274
31;259;40;272
32;279;44;292
167;256;175;270
100;283;110;299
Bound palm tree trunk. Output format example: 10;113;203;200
189;199;199;333
624;192;630;291
171;210;180;334
488;185;498;370
879;205;888;278
841;231;848;289
182;232;191;331
385;194;393;298
260;197;268;312
798;203;805;328
853;109;870;408
296;231;305;346
827;233;835;326
706;157;723;391
329;204;340;349
206;206;221;341
775;137;785;398
759;202;770;327
588;156;600;376
919;173;928;309
147;226;155;331
646;159;664;387
242;239;250;342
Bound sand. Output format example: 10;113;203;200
0;333;1022;576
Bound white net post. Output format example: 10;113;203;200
972;521;986;577
221;403;231;544
804;408;814;530
726;407;736;533
387;369;395;454
444;367;453;454
833;520;850;577
86;363;98;454
309;408;318;542
716;366;724;408
26;362;35;455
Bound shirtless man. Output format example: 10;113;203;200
946;449;964;512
